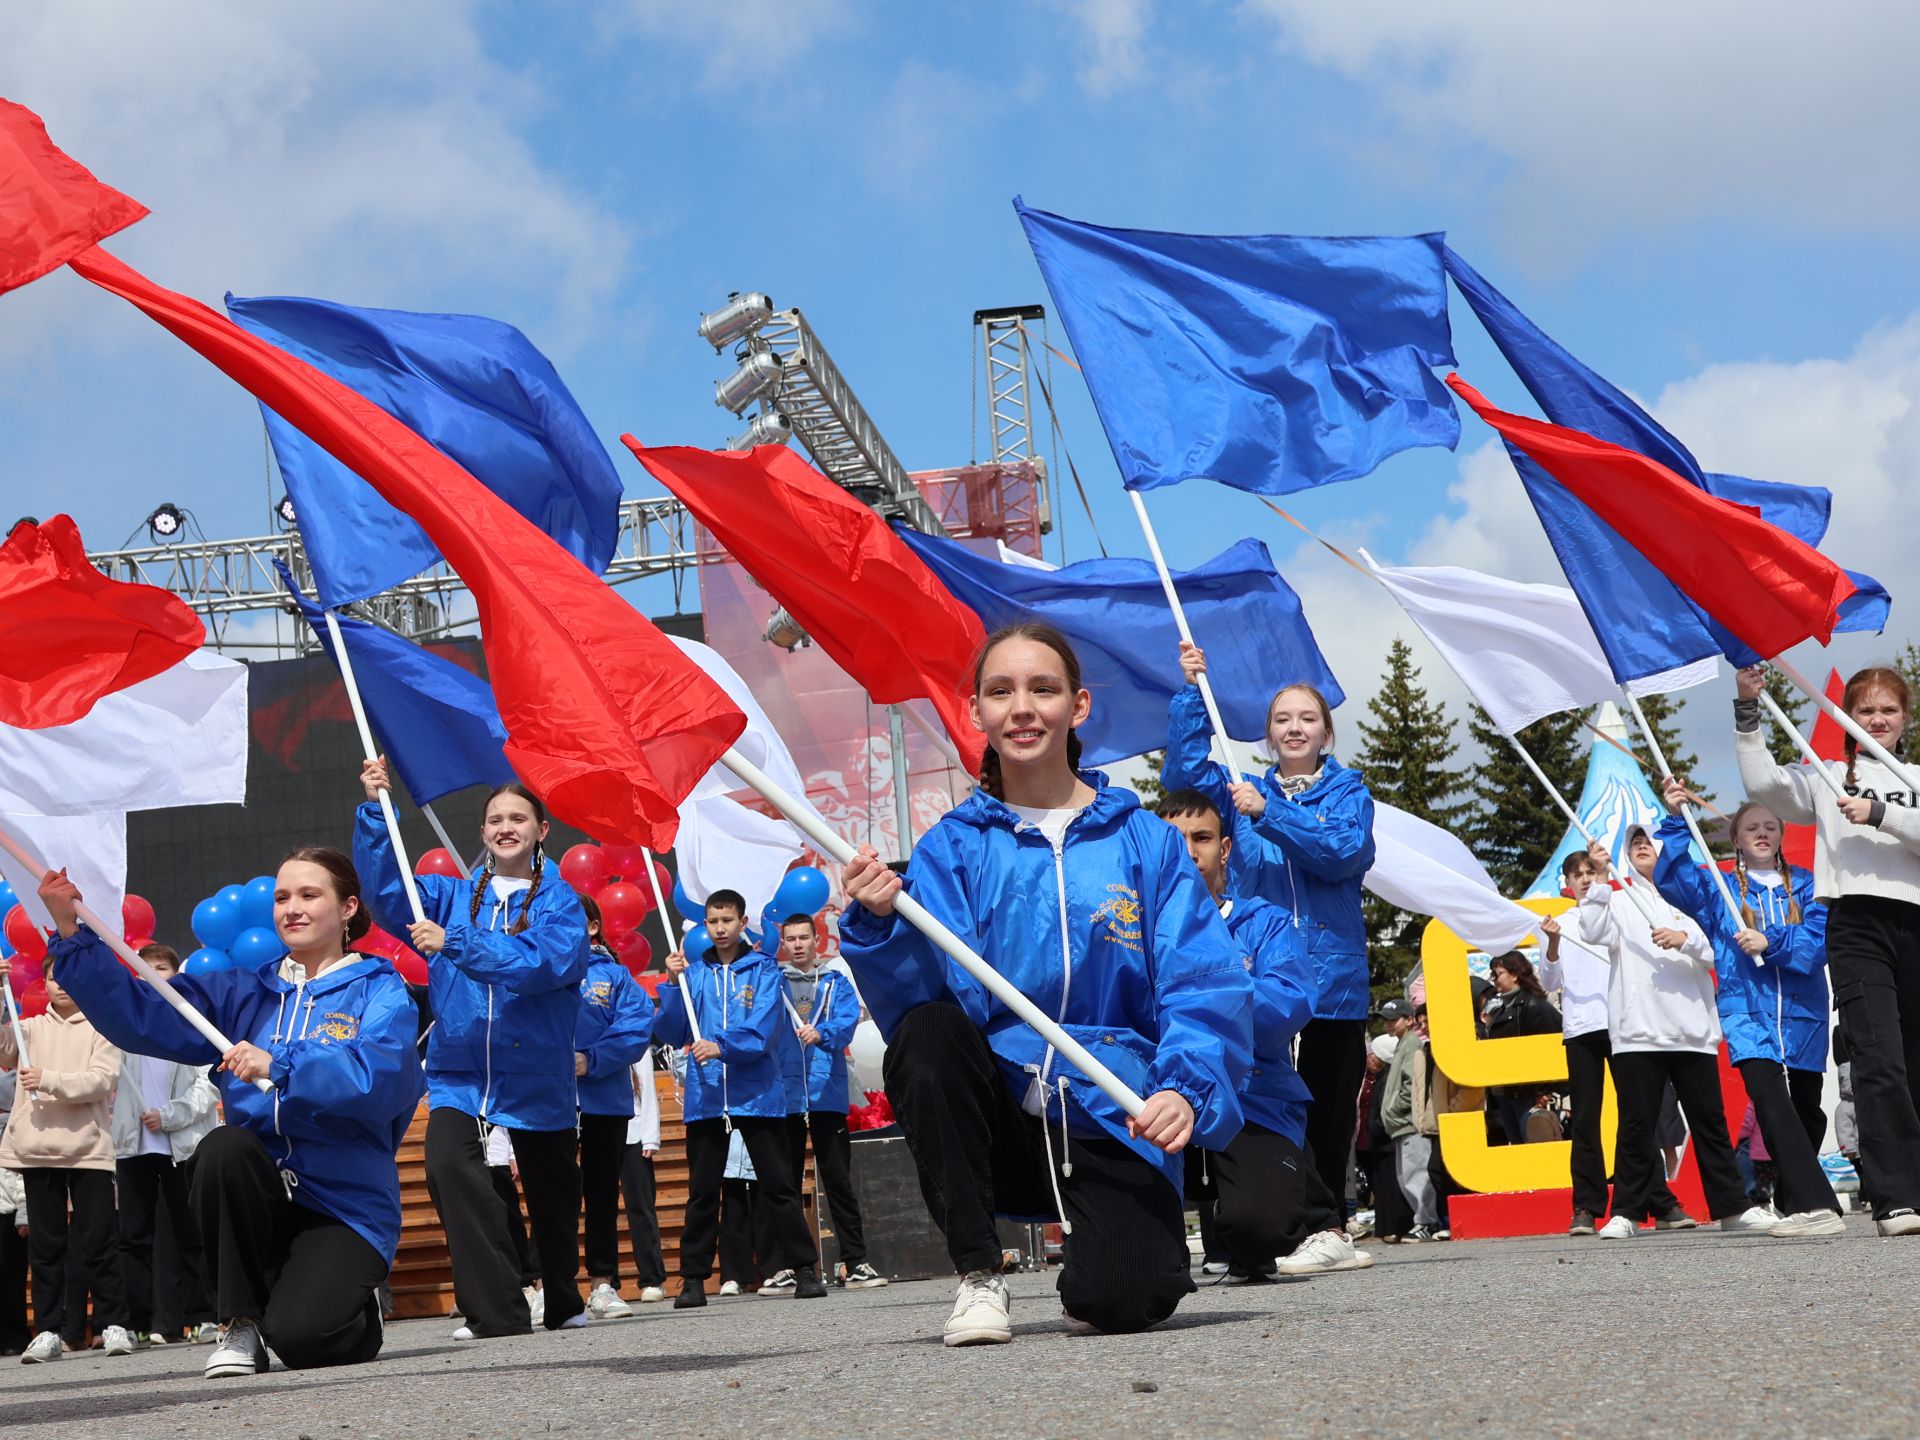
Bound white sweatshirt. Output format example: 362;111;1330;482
1575;880;1720;1055
1736;727;1920;906
626;1048;661;1151
1537;931;1612;1041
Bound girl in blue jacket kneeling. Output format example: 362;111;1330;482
354;762;590;1337
36;851;424;1379
840;621;1254;1347
1653;776;1842;1235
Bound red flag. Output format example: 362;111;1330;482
1447;374;1856;659
626;442;988;775
1781;669;1847;869
0;516;203;728
0;98;147;296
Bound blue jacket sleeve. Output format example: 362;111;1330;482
711;963;779;1062
585;971;657;1078
837;824;985;1038
267;973;424;1144
1163;687;1236;822
1765;881;1829;976
1250;777;1376;881
436;884;590;997
814;974;861;1052
42;926;230;1066
352;802;465;933
1651;815;1734;945
654;976;692;1047
1244;907;1312;1050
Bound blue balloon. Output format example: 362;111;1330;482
683;928;714;963
217;883;249;913
772;866;830;919
191;896;243;951
241;875;277;932
672;877;698;924
228;925;284;970
0;879;16;914
182;946;232;975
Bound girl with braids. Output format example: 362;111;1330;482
839;621;1253;1346
354;762;592;1336
1734;663;1920;1235
1650;775;1840;1236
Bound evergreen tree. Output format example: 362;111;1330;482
1464;705;1588;895
1135;750;1170;808
1761;667;1808;767
1626;689;1707;799
1895;643;1920;754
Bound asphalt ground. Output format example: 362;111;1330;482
4;1216;1917;1440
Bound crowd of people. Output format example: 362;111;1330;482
4;627;1917;1372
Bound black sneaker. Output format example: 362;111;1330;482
793;1266;828;1300
843;1262;889;1289
1569;1209;1597;1236
1405;1226;1432;1243
1654;1207;1699;1231
673;1280;707;1310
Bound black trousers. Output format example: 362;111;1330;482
117;1152;211;1334
1737;1059;1839;1216
681;1115;814;1281
1609;1050;1748;1221
883;1001;1193;1334
717;1177;761;1286
578;1113;630;1283
1827;895;1920;1217
190;1127;385;1369
0;1205;27;1352
1296;1018;1366;1209
618;1146;666;1288
1366;1142;1412;1238
1205;1123;1321;1268
1565;1031;1683;1219
23;1168;125;1343
785;1110;868;1267
487;1165;538;1285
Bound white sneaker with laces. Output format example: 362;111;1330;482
1876;1208;1920;1237
1770;1209;1846;1238
192;1322;222;1345
204;1319;270;1378
1721;1205;1779;1233
943;1271;1012;1347
101;1326;136;1357
20;1331;62;1364
1597;1215;1637;1239
1277;1229;1375;1274
638;1285;667;1303
718;1280;742;1297
588;1283;633;1319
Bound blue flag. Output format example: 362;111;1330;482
1444;248;1889;677
894;529;1342;766
231;295;623;609
1015;199;1459;495
275;562;514;804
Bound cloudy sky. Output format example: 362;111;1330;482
4;1;1917;796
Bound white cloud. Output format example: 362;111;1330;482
614;0;854;88
1050;0;1153;96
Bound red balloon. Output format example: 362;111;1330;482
600;843;649;882
16;979;47;1018
611;929;652;976
8;954;43;994
4;906;46;963
360;924;429;985
559;843;612;896
647;859;672;906
595;881;650;937
122;893;157;945
415;848;462;878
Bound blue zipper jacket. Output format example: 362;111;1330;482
771;963;862;1115
838;771;1254;1191
574;950;658;1117
654;946;789;1122
354;803;589;1130
1652;814;1830;1071
1164;687;1376;1022
1222;894;1314;1146
48;925;424;1265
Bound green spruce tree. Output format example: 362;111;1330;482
1135;750;1171;808
1761;668;1808;767
1626;689;1707;799
1464;705;1588;895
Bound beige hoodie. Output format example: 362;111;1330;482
0;1006;122;1171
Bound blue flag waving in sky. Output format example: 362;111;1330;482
275;562;514;805
1015;198;1459;495
894;529;1343;765
231;295;624;608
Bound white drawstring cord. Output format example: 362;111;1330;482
1028;1064;1074;1235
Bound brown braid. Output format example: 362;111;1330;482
1778;855;1802;925
1732;854;1758;929
511;843;545;936
468;851;497;925
971;620;1087;800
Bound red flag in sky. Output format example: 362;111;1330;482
0;98;146;296
1447;375;1856;660
626;441;989;775
1780;669;1848;869
0;515;204;728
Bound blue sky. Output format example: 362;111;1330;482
4;1;1918;795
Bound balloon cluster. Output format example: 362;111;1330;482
185;872;429;985
2;880;159;1016
755;867;831;958
557;843;669;977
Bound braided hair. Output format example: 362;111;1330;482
1840;666;1911;789
1729;800;1802;928
972;620;1085;801
468;782;549;935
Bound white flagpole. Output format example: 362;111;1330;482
0;823;273;1091
419;803;473;879
1756;688;1849;800
719;745;1147;1118
1502;731;1667;928
1127;489;1246;783
1771;655;1920;796
322;610;426;924
639;845;703;1048
2;972;30;1081
897;701;971;778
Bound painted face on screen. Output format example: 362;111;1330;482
1267;685;1332;773
276;859;359;954
1732;804;1783;866
969;635;1090;777
482;787;549;865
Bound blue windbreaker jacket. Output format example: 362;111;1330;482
1222;894;1314;1146
48;925;424;1264
772;963;862;1115
1652;814;1830;1071
1164;687;1376;1021
574;950;658;1117
838;772;1255;1191
654;946;789;1122
354;803;589;1130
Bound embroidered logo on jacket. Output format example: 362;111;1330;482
1092;885;1144;954
585;980;614;1009
314;1012;360;1044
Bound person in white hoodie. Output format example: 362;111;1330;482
619;1047;667;1304
1573;832;1773;1238
1734;663;1920;1236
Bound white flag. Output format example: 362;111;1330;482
1364;801;1540;955
0;811;128;937
1360;552;1714;735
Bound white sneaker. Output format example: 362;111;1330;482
1199;1260;1231;1275
587;1283;633;1319
450;1325;477;1341
20;1331;62;1364
1062;1309;1102;1336
1770;1209;1845;1238
1876;1208;1920;1237
638;1285;667;1304
944;1271;1012;1347
1721;1205;1779;1234
1597;1215;1637;1239
524;1285;545;1326
191;1322;222;1345
718;1280;742;1297
1277;1228;1375;1274
204;1319;269;1378
559;1312;589;1329
101;1326;136;1357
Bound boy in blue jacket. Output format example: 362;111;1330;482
657;889;827;1305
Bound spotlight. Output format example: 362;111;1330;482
276;493;297;527
763;606;810;651
146;503;186;541
727;411;792;451
714;348;785;415
698;292;773;351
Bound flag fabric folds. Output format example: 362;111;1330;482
1447;375;1857;662
1364;802;1540;955
0;98;146;296
626;441;988;776
0;516;205;729
229;294;624;609
1360;552;1713;735
276;563;515;806
899;529;1343;765
1016;198;1459;495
